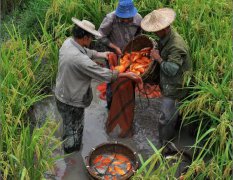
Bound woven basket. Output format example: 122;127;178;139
86;142;139;180
122;35;160;84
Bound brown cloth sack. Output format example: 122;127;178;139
106;77;135;138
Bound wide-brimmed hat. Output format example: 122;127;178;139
115;0;138;18
141;8;176;32
71;17;101;37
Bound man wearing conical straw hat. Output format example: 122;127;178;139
55;18;142;154
141;8;192;143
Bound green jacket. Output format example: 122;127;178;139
158;28;192;100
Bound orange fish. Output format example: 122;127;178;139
126;162;132;171
95;163;105;169
123;53;130;59
140;57;151;63
132;54;142;62
93;155;103;164
101;157;111;165
108;166;116;175
137;68;145;73
133;64;146;70
114;166;126;175
115;154;129;163
131;70;141;75
112;160;123;165
114;65;126;73
104;175;111;180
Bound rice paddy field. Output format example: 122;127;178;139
0;0;232;179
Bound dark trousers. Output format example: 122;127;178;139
157;97;179;143
56;98;84;153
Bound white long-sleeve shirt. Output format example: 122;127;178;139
55;37;118;107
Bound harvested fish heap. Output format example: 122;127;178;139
112;48;161;98
113;47;152;75
92;153;133;179
86;142;139;180
96;50;161;100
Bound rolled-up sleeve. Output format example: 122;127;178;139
160;61;179;76
161;46;185;76
74;54;118;82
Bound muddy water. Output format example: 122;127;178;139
32;80;195;180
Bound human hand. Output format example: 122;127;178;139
125;72;143;84
96;51;111;59
150;49;163;64
102;51;111;59
115;47;123;55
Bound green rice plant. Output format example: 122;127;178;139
1;0;232;179
78;0;106;26
181;114;233;179
133;0;232;178
44;0;115;32
0;25;61;179
1;0;52;42
134;0;164;17
132;139;185;179
1;0;30;17
37;17;68;86
1;24;51;117
0;119;61;179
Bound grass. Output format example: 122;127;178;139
1;0;232;179
1;0;30;17
132;140;184;179
0;25;61;179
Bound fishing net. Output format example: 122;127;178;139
106;78;135;138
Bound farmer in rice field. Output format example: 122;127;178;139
55;18;142;154
98;0;142;55
97;0;142;109
141;8;192;145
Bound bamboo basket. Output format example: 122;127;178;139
123;35;160;84
85;142;139;180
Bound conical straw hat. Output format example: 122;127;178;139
71;17;102;37
141;8;176;32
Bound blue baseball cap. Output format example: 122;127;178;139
115;0;138;18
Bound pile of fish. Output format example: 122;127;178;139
135;83;161;98
92;153;133;180
114;47;152;75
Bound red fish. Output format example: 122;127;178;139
114;166;126;175
101;157;111;165
93;155;103;164
115;154;129;162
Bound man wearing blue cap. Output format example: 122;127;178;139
98;0;142;55
98;0;142;109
